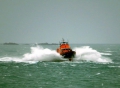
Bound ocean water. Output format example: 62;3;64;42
0;44;120;88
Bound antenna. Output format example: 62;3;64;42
62;38;64;42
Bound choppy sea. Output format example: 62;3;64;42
0;44;120;88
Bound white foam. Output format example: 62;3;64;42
73;46;112;63
22;46;64;62
0;46;112;63
100;53;112;55
108;66;120;68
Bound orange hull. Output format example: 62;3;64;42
56;39;76;61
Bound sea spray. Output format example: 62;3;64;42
22;46;63;62
73;46;112;63
0;46;112;63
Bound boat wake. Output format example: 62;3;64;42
0;46;112;63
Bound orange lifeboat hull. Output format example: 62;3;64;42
56;40;76;61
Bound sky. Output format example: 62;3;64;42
0;0;120;44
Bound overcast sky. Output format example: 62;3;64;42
0;0;120;44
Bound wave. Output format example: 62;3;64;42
73;46;112;63
0;46;112;63
100;53;112;55
108;66;120;68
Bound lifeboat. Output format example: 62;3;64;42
56;39;76;61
